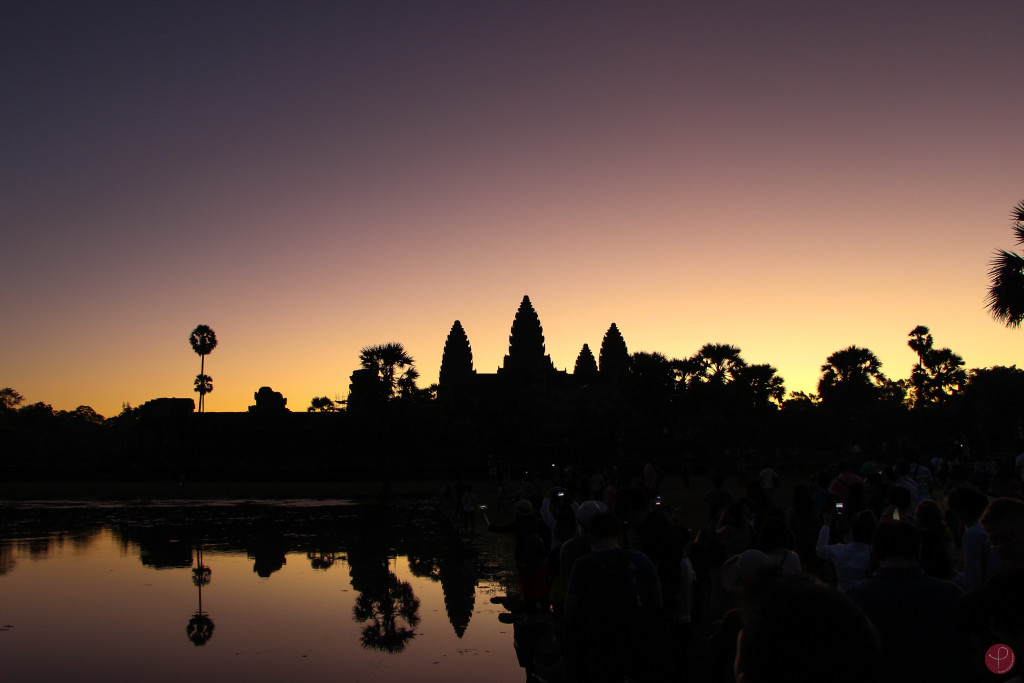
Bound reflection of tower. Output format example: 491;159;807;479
186;546;215;646
439;548;477;638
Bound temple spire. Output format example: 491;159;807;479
439;320;475;394
599;323;629;379
501;295;554;379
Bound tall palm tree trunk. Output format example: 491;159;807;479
199;355;205;413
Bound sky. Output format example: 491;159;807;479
3;1;1024;417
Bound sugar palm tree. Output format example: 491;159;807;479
692;343;746;384
817;345;886;408
359;342;415;400
987;199;1024;327
194;374;213;406
188;325;217;412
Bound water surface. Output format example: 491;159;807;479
0;499;524;682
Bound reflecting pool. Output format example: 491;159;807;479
0;499;524;682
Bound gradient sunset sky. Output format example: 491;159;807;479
4;1;1024;417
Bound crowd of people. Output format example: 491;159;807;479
477;451;1024;683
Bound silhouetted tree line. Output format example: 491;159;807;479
9;191;1024;482
2;317;1022;480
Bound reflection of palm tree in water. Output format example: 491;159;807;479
187;546;215;646
353;571;421;653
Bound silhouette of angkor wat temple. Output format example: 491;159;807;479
433;295;630;406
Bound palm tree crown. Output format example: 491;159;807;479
987;199;1024;327
817;345;886;407
359;342;415;399
692;343;746;384
189;325;218;357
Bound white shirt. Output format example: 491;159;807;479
816;525;873;592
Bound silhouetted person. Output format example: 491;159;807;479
980;567;1024;679
755;515;801;573
915;498;955;580
488;498;551;612
786;484;819;571
734;573;882;683
829;461;864;503
948;486;1003;589
817;509;875;592
564;512;662;683
704;473;734;524
757;461;779;507
980;496;1024;567
848;521;963;683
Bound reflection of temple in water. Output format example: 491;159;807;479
4;501;490;647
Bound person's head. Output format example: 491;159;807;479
990;471;1022;499
575;500;607;532
864;471;887;492
587;511;621;544
871;520;920;565
888;485;912;510
756;516;795;552
895;459;911;477
914;499;948;536
735;573;882;683
850;510;877;544
947;486;989;524
981;497;1024;566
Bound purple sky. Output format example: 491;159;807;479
4;1;1024;415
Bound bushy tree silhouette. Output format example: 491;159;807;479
0;387;24;411
817;345;886;408
307;396;337;412
692;343;746;384
734;363;786;409
359;342;415;400
907;325;966;407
